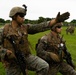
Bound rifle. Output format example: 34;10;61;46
59;35;75;69
63;44;75;69
7;35;26;75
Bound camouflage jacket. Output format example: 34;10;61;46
36;31;66;63
0;21;50;62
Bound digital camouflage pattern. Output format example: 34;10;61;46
66;25;75;35
0;4;70;75
36;30;76;75
0;22;50;75
9;4;27;17
55;12;70;23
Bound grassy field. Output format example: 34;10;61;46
0;26;76;75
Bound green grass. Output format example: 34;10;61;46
0;26;76;75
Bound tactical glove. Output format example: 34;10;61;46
50;52;60;62
56;12;70;23
6;50;16;59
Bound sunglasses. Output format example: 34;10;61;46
56;26;62;28
16;13;25;18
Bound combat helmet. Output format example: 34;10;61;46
9;4;27;18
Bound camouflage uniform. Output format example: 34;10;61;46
36;23;76;75
0;5;50;75
0;4;70;75
0;22;50;75
66;25;75;35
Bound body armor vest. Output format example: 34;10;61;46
46;32;65;59
3;24;31;56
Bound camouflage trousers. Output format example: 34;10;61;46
5;54;49;75
48;61;76;75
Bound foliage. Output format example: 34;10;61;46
71;19;76;23
0;17;76;27
28;27;76;75
0;27;76;75
5;20;11;23
0;18;5;23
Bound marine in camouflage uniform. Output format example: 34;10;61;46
36;23;76;75
66;25;75;35
0;4;70;75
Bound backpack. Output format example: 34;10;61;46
35;35;48;51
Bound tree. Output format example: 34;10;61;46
38;17;45;23
5;20;11;23
70;19;76;23
0;18;5;23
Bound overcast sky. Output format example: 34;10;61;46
0;0;76;22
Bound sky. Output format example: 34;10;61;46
0;0;76;22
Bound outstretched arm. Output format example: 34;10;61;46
28;12;70;34
49;12;70;26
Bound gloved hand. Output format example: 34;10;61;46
6;50;16;59
1;50;16;67
50;52;60;62
56;12;70;23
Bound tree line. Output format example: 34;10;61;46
0;16;76;26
